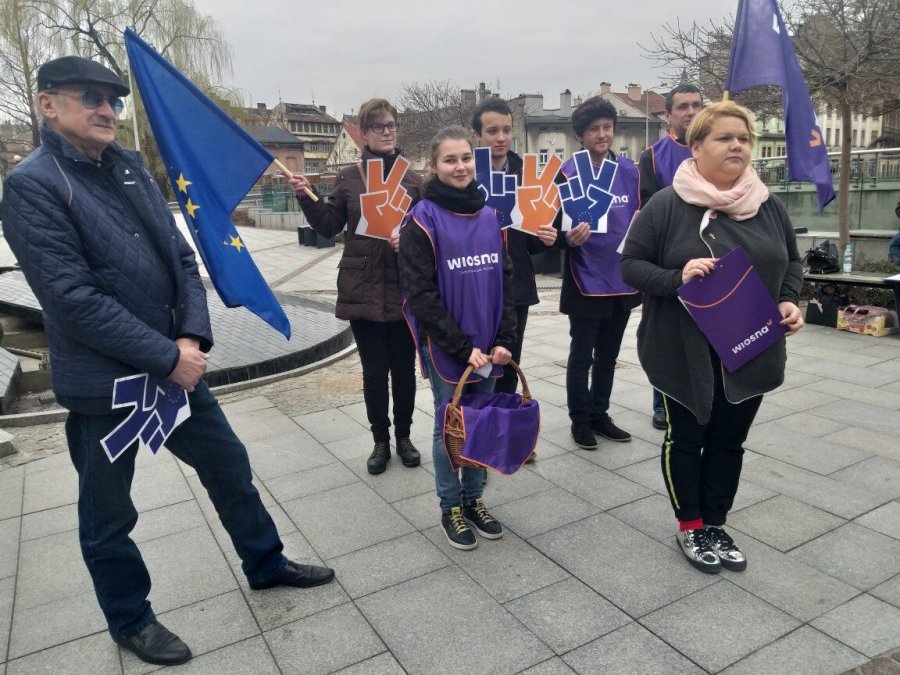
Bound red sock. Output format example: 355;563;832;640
678;518;704;532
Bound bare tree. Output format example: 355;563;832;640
395;79;475;164
641;0;900;246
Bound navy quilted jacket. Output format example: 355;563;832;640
2;124;212;411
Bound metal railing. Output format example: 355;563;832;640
753;147;900;189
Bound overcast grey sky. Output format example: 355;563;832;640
190;0;738;119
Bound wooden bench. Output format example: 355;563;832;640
804;270;900;309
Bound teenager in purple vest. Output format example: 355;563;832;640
639;84;704;430
399;127;517;550
556;97;641;450
290;99;422;476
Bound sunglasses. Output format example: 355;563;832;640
50;89;125;115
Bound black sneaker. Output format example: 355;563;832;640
366;441;390;475
706;526;747;571
441;506;477;550
591;416;632;442
571;424;598;450
525;452;536;464
463;498;504;539
652;411;667;430
677;528;721;574
395;437;421;467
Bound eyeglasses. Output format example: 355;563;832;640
49;89;125;115
368;122;398;134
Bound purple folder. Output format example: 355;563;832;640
677;246;786;373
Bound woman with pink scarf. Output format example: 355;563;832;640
621;101;804;574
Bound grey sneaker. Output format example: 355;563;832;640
677;528;721;574
706;526;747;571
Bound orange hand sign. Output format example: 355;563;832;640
357;156;412;240
511;154;562;235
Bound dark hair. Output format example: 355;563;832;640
665;84;702;113
571;96;617;137
429;126;473;165
471;99;512;133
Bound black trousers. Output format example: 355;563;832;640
565;308;630;426
660;365;762;526
494;305;530;395
349;319;417;443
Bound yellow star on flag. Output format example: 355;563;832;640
176;173;191;193
225;235;245;252
185;198;200;218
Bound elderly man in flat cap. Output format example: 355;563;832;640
2;56;335;666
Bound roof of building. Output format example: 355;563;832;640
608;90;667;117
344;123;364;149
274;102;339;124
244;125;304;146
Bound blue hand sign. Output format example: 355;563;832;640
559;150;618;233
100;374;191;462
474;146;517;228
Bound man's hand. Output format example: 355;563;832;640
537;224;558;247
566;222;591;247
490;346;512;365
169;342;209;392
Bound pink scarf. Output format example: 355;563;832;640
672;159;770;221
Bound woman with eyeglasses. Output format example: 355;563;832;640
289;99;424;475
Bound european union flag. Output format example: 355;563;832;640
124;28;291;338
724;0;836;211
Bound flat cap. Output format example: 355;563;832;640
37;56;130;97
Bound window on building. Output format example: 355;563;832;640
761;146;772;158
852;129;858;146
776;145;786;156
871;129;878;144
538;149;548;166
554;148;564;160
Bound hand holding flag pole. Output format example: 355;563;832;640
271;159;319;202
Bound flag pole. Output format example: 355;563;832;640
722;91;730;101
272;158;318;202
127;59;141;153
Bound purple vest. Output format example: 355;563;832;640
561;155;639;297
404;200;505;384
651;134;692;188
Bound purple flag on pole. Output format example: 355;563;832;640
677;246;786;373
724;0;836;211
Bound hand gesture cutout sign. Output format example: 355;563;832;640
358;156;413;240
474;147;517;228
511;154;561;235
559;150;618;233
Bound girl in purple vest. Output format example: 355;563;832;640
399;126;517;550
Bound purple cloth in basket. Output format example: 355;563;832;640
439;392;540;475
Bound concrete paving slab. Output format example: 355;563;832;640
291;408;369;445
640;581;799;672
812;594;900;658
19;503;77;542
0;577;13;663
131;500;207;545
822;426;900;462
0;519;18;580
573;435;660;471
807;378;900;411
423;526;569;604
15;528;90;610
744;428;872;475
226;409;307;444
5;632;119;675
333;652;405;674
21;463;77;514
343;460;436;504
722;532;859;622
282;482;414;559
119;590;258;674
0;466;23;522
481;466;555;507
129;455;194;512
391;491;440;532
491;487;600;539
321;432;379;463
563;621;705;674
609;494;682;547
264;602;384;675
356;566;552;675
727;495;846;551
158;636;280;674
752;411;846;438
324;532;450;599
872;575;900;609
813;398;900;430
505;578;630;654
263;462;359;503
613;457;667;495
7;590;106;659
790;523;900;590
720;626;866;675
531;514;717;617
530;454;652;511
829;456;900;500
244;432;338;481
519;658;577;674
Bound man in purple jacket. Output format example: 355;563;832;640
2;56;334;667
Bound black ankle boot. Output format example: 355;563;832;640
395;437;421;467
367;441;390;474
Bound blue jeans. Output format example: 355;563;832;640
425;352;494;512
653;389;664;414
66;381;285;639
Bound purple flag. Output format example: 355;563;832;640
724;0;836;211
677;246;786;373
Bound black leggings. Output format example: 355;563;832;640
660;364;762;526
350;319;417;443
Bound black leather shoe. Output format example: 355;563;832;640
652;411;667;430
249;559;335;590
114;621;192;666
395;437;421;467
366;441;390;474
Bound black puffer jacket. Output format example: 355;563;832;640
2;124;211;412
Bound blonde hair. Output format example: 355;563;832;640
358;98;397;131
685;101;758;147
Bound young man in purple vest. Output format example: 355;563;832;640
638;84;703;430
557;97;641;450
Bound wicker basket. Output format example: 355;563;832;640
443;360;532;468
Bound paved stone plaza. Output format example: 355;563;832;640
1;226;900;674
